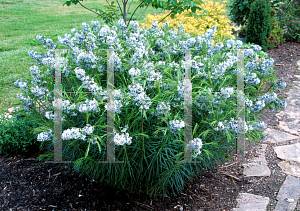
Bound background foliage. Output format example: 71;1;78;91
139;0;235;43
246;0;272;51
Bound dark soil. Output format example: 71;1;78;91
1;42;300;211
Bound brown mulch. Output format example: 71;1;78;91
1;42;300;211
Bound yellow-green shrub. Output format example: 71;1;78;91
138;0;235;44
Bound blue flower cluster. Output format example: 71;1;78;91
17;18;286;150
37;129;53;142
169;119;185;134
187;137;203;158
14;78;28;91
36;35;56;50
259;58;274;75
243;49;254;58
273;81;287;91
257;92;278;103
251;100;266;113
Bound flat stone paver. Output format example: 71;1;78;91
232;193;269;211
235;59;300;211
274;143;300;163
243;163;271;177
243;144;271;177
262;129;299;144
274;175;300;211
251;144;268;164
278;161;300;178
276;120;299;136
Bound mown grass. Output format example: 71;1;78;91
0;0;232;113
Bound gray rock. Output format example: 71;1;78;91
274;143;300;163
243;163;271;177
262;129;299;144
242;144;271;177
274;175;300;211
232;193;269;211
276;121;299;136
278;161;300;178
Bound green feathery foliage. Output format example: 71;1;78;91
246;0;272;51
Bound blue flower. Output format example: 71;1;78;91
243;49;254;58
213;42;224;52
279;101;287;107
186;37;196;48
152;21;159;30
258;93;277;103
155;39;165;48
225;39;235;49
277;81;286;88
82;22;92;33
261;134;267;140
252;44;262;52
129;21;139;31
162;22;169;30
246;60;258;71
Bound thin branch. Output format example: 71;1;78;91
77;1;113;26
105;0;121;20
123;0;127;25
136;3;150;22
158;10;174;24
126;0;146;28
126;0;135;16
219;171;241;182
115;0;124;22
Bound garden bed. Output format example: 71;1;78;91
1;41;300;210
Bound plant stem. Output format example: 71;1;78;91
126;0;146;28
77;1;114;26
158;10;174;24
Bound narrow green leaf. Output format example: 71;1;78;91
64;1;71;6
191;6;196;13
85;141;91;158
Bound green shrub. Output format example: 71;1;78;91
246;0;272;51
228;0;256;26
14;19;287;198
139;0;235;43
267;17;285;49
0;108;41;157
276;0;300;42
228;0;281;26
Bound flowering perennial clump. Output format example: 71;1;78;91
11;18;288;198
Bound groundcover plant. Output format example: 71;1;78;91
12;19;287;197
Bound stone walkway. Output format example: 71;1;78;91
233;60;300;210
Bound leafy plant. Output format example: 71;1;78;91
0;108;41;157
276;0;300;42
13;19;287;198
267;17;285;49
246;0;272;52
139;0;235;43
227;0;256;26
227;0;282;26
63;0;205;29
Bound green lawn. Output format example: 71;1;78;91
0;0;232;113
